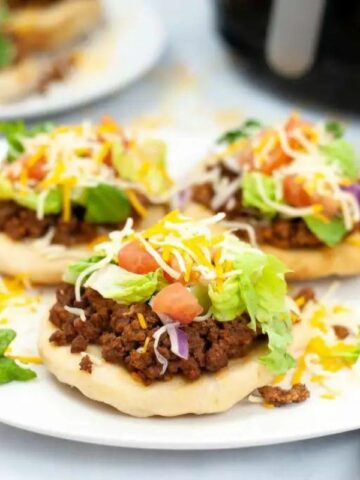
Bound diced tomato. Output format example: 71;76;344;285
152;282;203;324
283;175;313;207
283;175;340;215
313;195;340;216
118;240;159;274
285;113;313;134
261;146;291;174
163;256;185;284
26;158;47;180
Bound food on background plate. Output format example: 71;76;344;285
0;117;173;283
0;0;102;103
185;113;360;279
39;211;313;417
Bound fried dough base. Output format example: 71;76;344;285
184;203;360;280
39;309;311;417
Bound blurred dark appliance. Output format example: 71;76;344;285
214;0;360;110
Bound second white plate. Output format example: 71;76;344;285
0;0;166;120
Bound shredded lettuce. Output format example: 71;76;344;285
304;215;347;247
0;121;55;162
0;179;63;214
84;183;130;224
0;329;37;385
85;264;159;304
209;238;293;374
209;276;245;321
15;188;62;215
325;121;344;139
0;177;12;200
242;172;280;218
63;254;106;284
321;139;359;180
217;119;262;144
113;139;170;196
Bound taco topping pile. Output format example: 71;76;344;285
191;114;360;249
0;118;172;246
49;211;299;384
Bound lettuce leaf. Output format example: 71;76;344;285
63;254;106;284
242;172;279;218
0;329;15;356
217;119;262;144
209;276;245;321
0;121;55;162
0;177;13;200
209;237;293;374
325;121;344;139
0;178;62;214
14;188;62;215
113;139;170;196
84;183;130;224
0;329;37;385
85;264;159;304
304;215;347;247
0;357;37;384
321;139;359;180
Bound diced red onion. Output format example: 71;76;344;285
152;323;189;374
342;184;360;205
173;188;190;210
167;323;189;360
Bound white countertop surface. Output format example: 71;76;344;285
1;0;359;477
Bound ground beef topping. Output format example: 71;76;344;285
191;181;324;249
79;355;93;374
0;200;127;246
333;325;349;340
258;384;310;407
49;284;261;384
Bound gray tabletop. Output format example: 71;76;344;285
1;0;359;478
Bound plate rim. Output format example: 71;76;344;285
0;0;166;120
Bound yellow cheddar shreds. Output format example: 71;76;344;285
137;313;147;330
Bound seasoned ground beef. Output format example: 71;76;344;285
258;384;310;407
294;288;316;306
49;284;261;384
0;200;125;246
191;182;323;249
333;325;349;340
79;355;93;374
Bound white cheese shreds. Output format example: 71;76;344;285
64;306;86;322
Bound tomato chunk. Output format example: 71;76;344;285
152;283;203;324
27;158;47;180
283;175;313;207
283;175;340;215
118;240;159;274
262;146;291;174
163;256;185;284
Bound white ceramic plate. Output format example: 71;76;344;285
0;0;166;120
0;132;360;450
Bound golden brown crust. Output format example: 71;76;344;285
184;203;360;280
39;312;311;417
